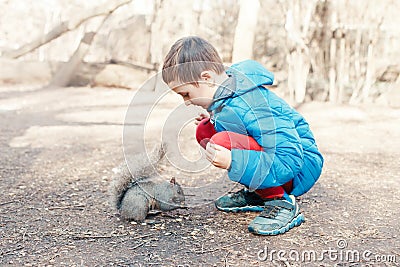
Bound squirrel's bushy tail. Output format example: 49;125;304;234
109;143;166;210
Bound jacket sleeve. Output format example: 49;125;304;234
227;104;304;190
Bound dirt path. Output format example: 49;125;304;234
1;85;399;266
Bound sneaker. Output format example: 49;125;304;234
215;188;265;212
248;195;304;235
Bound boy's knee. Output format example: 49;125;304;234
210;131;233;150
210;131;230;144
196;131;232;149
211;131;262;151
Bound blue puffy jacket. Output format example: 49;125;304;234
207;60;324;196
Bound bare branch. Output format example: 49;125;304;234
2;0;132;59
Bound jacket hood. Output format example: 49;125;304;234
228;60;274;92
207;60;274;111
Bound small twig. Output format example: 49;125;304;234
224;251;230;267
0;200;19;206
72;233;153;240
48;205;85;211
130;233;154;240
356;191;368;199
22;229;27;242
0;245;24;256
130;242;145;250
73;233;128;240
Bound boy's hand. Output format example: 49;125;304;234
205;143;231;170
195;113;210;125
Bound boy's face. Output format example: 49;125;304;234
169;81;216;109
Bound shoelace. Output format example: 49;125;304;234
260;205;281;219
230;189;245;200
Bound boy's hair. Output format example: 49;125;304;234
162;36;225;86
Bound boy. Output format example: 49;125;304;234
162;36;324;235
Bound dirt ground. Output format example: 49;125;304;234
1;85;399;266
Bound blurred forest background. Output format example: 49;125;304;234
1;0;399;106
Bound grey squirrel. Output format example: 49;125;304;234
109;144;185;221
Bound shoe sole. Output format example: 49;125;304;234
215;204;264;212
248;213;305;235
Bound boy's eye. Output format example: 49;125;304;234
181;93;189;98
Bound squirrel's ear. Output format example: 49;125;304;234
170;177;176;185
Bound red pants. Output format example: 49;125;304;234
196;118;293;199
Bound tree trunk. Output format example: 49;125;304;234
148;0;167;92
362;40;374;102
48;32;96;87
285;0;315;104
288;47;310;104
47;1;132;88
146;0;162;65
337;32;346;103
349;29;363;104
328;36;337;103
231;0;260;62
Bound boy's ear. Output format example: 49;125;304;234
200;71;212;81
